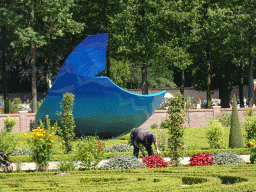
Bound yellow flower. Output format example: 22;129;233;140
23;133;27;137
51;127;54;130
24;142;26;144
30;136;34;139
51;140;54;143
249;141;254;147
45;115;49;119
36;132;40;137
48;143;51;145
55;145;57;146
49;134;52;137
63;140;65;143
60;143;62;146
39;138;42;141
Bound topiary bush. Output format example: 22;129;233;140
142;154;168;168
106;143;133;153
213;152;245;165
100;154;146;170
189;152;214;166
3;116;18;132
206;120;224;149
229;95;244;149
10;148;33;156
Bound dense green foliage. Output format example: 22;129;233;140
166;93;189;166
56;92;76;153
216;112;232;127
244;108;256;144
2;164;256;191
206;120;224;149
3;116;18;132
25;119;61;171
229;95;244;149
74;136;104;170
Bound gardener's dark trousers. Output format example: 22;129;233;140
131;139;154;158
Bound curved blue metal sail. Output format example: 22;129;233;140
36;33;166;138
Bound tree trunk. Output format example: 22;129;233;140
106;48;110;78
204;3;211;109
206;43;211;109
219;84;231;108
1;25;9;114
248;28;254;107
31;3;37;113
141;64;148;95
239;61;244;108
180;69;185;96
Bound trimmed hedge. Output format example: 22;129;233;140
1;164;256;191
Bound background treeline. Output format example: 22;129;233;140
0;0;256;111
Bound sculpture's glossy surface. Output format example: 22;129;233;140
36;33;166;138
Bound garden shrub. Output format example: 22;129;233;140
3;116;18;132
56;92;76;153
156;129;168;151
244;114;256;144
216;112;231;127
0;131;16;155
250;147;256;164
166;93;189;166
150;124;158;129
24;117;61;171
160;120;169;129
106;143;132;152
57;157;77;172
75;136;104;170
100;154;146;170
10;148;33;156
142;154;168;168
206;120;224;149
189;152;214;166
212;152;245;165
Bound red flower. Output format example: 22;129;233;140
189;152;214;166
142;154;168;168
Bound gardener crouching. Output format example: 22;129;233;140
130;128;161;158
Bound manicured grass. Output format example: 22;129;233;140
1;164;256;191
9;126;250;162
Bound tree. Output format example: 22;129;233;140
109;0;175;94
9;0;84;113
229;95;244;149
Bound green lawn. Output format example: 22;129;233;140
12;126;249;155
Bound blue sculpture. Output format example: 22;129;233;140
36;33;166;138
